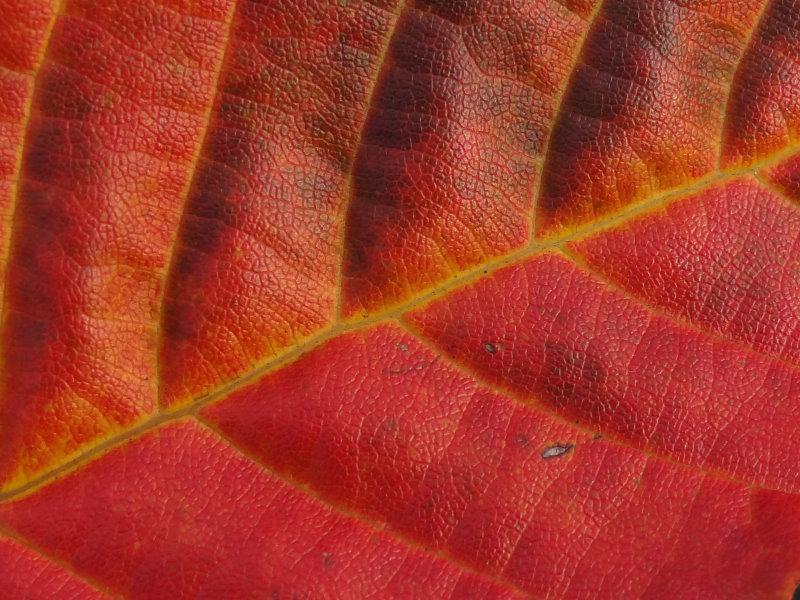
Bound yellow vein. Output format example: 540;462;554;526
717;0;773;169
393;319;784;495
4;124;800;502
560;245;800;379
0;0;66;347
333;0;408;319
753;170;800;210
195;416;536;600
0;525;122;599
154;0;239;407
542;139;800;245
529;0;605;235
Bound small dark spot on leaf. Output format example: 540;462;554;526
541;443;574;459
396;342;409;353
384;419;398;431
322;551;333;569
592;432;603;440
515;433;529;447
484;342;498;354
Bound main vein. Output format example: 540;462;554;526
4;138;799;502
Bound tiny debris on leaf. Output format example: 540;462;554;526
541;443;574;459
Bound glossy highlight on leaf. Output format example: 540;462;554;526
2;0;800;598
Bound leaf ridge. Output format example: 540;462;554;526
530;0;606;235
717;0;773;169
4;139;800;502
560;242;800;376
392;319;785;495
0;321;361;502
540;141;800;246
0;0;65;353
154;0;239;407
334;0;409;318
754;169;800;209
194;415;535;600
2;255;793;505
0;526;119;599
637;477;708;597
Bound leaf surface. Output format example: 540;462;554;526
2;0;800;597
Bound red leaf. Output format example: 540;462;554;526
2;0;800;597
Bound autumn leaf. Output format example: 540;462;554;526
2;0;800;597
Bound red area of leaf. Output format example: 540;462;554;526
2;0;800;598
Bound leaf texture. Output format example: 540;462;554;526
2;0;800;598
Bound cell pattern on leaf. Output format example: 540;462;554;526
203;324;800;598
722;0;800;167
0;535;109;599
0;0;234;488
535;0;764;235
340;0;597;316
2;0;800;598
0;420;523;600
160;0;403;406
